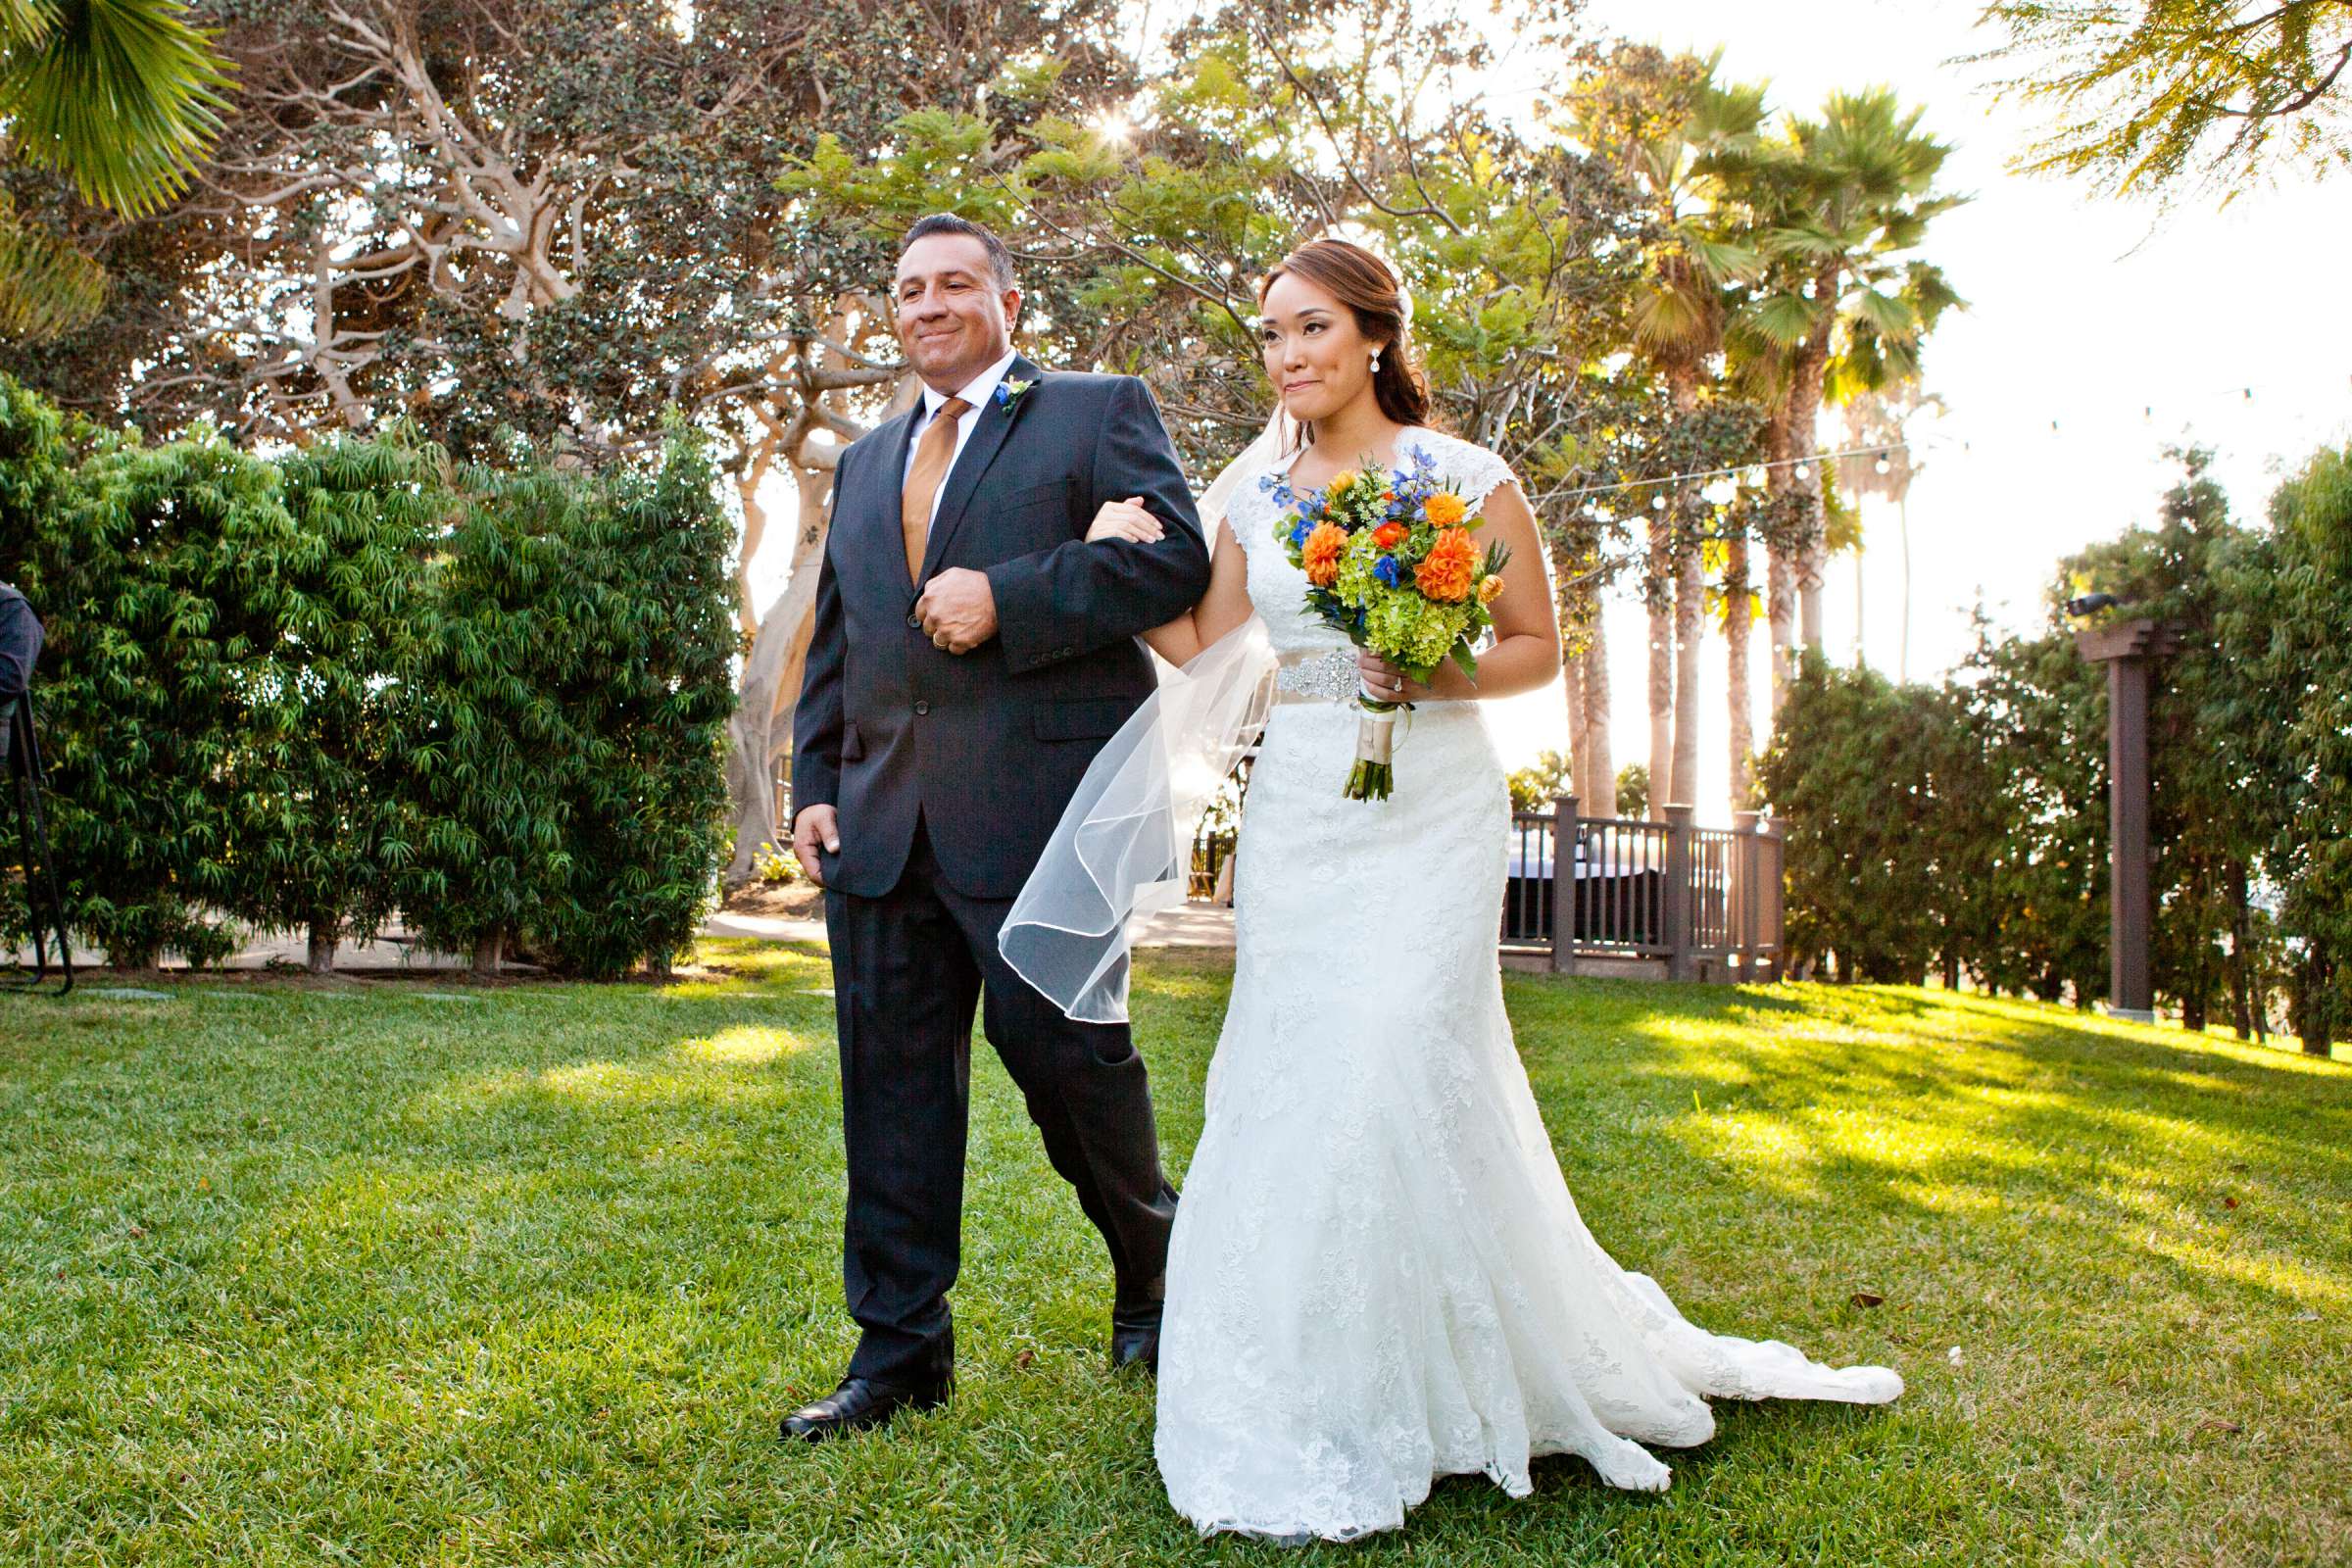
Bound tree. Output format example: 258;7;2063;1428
780;0;1660;819
1568;45;1767;815
2218;441;2352;1054
1718;88;1966;716
0;0;230;336
1965;0;2352;203
1760;652;1989;983
1505;749;1571;812
4;0;1138;886
1832;384;1945;680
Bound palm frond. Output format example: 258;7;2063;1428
0;0;234;218
1739;289;1816;350
1848;286;1915;336
0;197;107;336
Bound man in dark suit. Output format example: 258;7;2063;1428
0;582;41;766
784;214;1212;1440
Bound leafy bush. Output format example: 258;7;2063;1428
0;375;735;978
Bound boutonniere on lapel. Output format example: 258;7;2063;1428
993;377;1035;412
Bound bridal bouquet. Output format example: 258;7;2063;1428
1266;446;1510;800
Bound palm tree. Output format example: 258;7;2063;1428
1721;89;1966;715
0;0;231;336
1574;49;1767;817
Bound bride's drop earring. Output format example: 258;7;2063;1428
1370;351;1382;374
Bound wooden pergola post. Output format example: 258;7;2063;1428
2075;617;2181;1022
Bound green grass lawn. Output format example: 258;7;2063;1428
1;946;2345;1567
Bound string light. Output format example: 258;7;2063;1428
1532;438;1919;505
1525;374;2345;504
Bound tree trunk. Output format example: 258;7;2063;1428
1725;530;1756;815
723;462;836;885
1644;517;1673;819
733;439;779;643
1897;493;1912;682
306;917;339;975
1793;268;1837;661
1762;402;1800;719
471;930;504;977
2229;860;2256;1041
1852;541;1866;667
1671;543;1704;810
1564;649;1592;806
1584;616;1615;815
2294;951;2333;1055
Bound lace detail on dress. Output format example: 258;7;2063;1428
1153;424;1903;1544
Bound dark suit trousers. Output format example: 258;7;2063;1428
824;818;1179;1390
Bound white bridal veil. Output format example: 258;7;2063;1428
996;414;1293;1024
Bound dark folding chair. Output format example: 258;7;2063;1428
2;583;70;996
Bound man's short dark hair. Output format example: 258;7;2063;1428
899;213;1017;292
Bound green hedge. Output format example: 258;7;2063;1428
1761;444;2352;1053
0;380;736;976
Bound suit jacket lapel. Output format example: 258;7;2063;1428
871;405;921;592
919;354;1041;582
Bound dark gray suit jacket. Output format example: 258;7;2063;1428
0;583;39;702
792;357;1212;900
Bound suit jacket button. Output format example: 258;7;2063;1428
906;613;921;629
914;701;930;715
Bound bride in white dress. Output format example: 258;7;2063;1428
1004;236;1902;1544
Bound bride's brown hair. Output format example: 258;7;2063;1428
1259;238;1434;433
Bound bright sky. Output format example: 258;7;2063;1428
749;2;2352;821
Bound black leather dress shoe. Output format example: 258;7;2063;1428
1110;1306;1162;1376
780;1376;950;1442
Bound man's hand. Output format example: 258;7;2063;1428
792;803;841;886
916;566;999;654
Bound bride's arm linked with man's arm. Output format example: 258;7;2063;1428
977;375;1213;674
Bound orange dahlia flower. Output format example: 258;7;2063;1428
1415;527;1478;601
1301;521;1348;587
1424;491;1467;528
1477;573;1506;605
1372;522;1407;551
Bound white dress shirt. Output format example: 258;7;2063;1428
902;349;1019;534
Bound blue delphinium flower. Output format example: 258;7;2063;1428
1290;520;1313;547
1373;555;1404;587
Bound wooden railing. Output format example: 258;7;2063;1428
1503;796;1785;982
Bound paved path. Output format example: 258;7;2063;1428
12;901;1238;976
699;903;1237;950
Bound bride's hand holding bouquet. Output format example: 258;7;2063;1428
1264;450;1510;799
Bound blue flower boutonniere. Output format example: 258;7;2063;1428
994;377;1035;412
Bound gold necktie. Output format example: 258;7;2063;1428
902;396;971;584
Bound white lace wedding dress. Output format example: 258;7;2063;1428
1152;427;1903;1543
